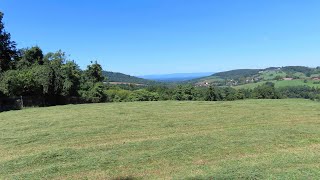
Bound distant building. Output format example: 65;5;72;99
283;78;293;81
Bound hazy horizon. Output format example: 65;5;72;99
118;65;318;76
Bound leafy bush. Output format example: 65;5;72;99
105;89;132;102
252;82;281;99
79;82;106;103
129;89;159;101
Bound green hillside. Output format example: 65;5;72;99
236;79;320;89
193;66;320;88
213;69;262;79
103;71;159;85
1;100;320;179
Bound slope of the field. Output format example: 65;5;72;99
1;100;320;179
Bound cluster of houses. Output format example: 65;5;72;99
195;82;210;87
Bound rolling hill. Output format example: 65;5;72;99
103;71;159;86
191;66;320;88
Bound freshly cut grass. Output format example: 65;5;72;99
0;99;320;179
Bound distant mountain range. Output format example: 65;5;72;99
103;71;214;85
139;72;214;82
103;66;320;88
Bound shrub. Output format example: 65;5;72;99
129;89;159;101
252;82;281;99
79;82;106;103
105;89;132;102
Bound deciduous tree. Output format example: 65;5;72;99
0;12;17;72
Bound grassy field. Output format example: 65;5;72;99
259;70;286;80
1;100;320;179
235;79;320;89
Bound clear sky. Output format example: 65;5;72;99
1;0;320;75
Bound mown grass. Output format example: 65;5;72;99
0;99;320;179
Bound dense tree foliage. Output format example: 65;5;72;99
102;82;320;103
205;86;222;101
252;82;280;99
216;69;262;79
0;12;17;72
17;46;44;68
0;12;107;107
278;86;320;100
281;66;313;74
0;49;107;105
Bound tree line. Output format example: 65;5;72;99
105;82;320;102
0;12;106;107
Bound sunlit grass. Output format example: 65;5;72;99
1;99;320;179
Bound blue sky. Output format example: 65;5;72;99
1;0;320;75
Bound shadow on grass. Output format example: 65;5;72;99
112;176;139;180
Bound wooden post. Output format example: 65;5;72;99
20;96;24;108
